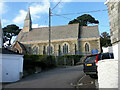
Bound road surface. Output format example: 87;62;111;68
3;65;85;88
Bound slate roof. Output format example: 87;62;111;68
15;24;100;43
79;25;100;38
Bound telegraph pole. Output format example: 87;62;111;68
48;1;61;56
49;8;51;56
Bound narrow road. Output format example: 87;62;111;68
3;65;84;88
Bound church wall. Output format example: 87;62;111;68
22;39;78;55
21;38;100;55
78;38;101;54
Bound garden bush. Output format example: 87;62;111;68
23;54;83;76
56;55;83;66
23;55;56;76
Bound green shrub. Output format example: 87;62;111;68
57;55;83;66
23;55;56;75
23;54;83;76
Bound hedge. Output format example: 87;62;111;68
23;54;83;76
23;55;56;75
56;55;83;66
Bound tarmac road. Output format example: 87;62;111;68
3;65;85;88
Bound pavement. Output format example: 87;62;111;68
74;75;98;89
2;65;97;89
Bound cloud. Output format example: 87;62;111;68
2;19;10;24
0;3;7;16
13;0;50;25
32;24;39;28
52;1;72;14
30;1;50;15
32;24;48;28
0;3;3;14
13;10;27;25
40;25;48;27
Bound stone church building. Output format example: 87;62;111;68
12;9;101;56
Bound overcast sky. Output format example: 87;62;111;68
1;1;110;35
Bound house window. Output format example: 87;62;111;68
33;46;39;54
85;43;89;52
43;46;46;55
63;44;69;54
47;46;53;55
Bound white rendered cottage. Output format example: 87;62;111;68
0;20;24;83
1;48;24;82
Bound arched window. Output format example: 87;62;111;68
43;46;46;55
33;46;39;54
63;44;69;54
47;46;53;55
58;45;61;56
85;43;89;52
75;44;77;54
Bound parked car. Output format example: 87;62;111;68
83;53;114;78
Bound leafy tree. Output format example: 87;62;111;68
100;32;112;48
68;14;99;26
3;24;21;46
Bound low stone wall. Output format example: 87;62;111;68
98;59;118;88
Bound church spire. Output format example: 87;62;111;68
23;8;32;32
25;8;31;21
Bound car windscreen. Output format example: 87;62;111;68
85;55;97;62
102;53;110;60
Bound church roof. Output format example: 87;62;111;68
80;25;100;38
15;24;100;43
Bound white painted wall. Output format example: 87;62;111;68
118;42;120;90
0;54;2;90
112;43;119;60
102;46;113;53
98;59;118;88
1;54;24;82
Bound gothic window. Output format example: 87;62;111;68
85;43;89;52
43;46;46;55
47;46;53;55
33;46;39;54
75;44;77;54
58;45;61;56
63;44;69;54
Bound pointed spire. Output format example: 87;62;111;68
23;7;32;32
25;7;31;21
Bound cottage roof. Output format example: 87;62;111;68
15;24;99;43
0;48;22;55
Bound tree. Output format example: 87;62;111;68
3;24;21;46
100;32;112;47
68;14;99;26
